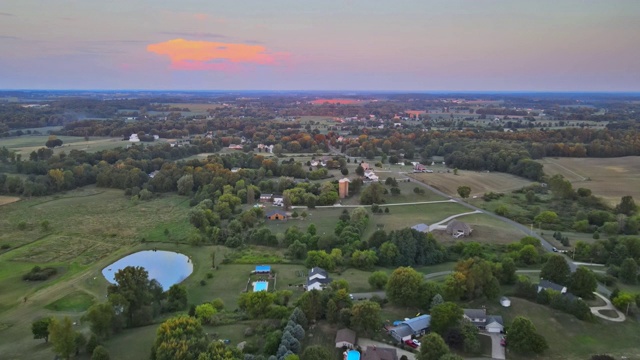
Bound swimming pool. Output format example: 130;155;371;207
253;281;268;292
346;350;360;360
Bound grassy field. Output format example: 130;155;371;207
44;290;95;312
430;213;529;245
409;170;534;198
538;157;640;205
2;135;130;156
464;297;640;359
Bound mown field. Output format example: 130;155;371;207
464;297;640;360
0;196;21;206
538;156;640;205
2;135;130;156
409;170;534;197
430;213;529;245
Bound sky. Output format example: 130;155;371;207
1;0;639;91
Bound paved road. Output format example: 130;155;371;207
405;173;612;296
480;332;505;360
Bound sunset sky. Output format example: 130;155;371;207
1;0;639;91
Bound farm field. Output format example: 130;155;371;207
538;156;640;205
464;297;640;359
408;170;534;197
2;135;130;155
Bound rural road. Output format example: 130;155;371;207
404;173;612;296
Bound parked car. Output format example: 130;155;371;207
500;336;506;347
404;339;418;348
412;339;421;347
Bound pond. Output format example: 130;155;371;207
102;250;193;290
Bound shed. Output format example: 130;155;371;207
266;210;287;221
335;328;357;348
255;265;271;274
500;296;511;307
446;220;472;237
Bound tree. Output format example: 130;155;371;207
430;294;444;309
417;333;450;360
32;317;52;343
83;302;115;339
355;165;364;177
238;291;277;318
341;168;349;176
456;186;471;199
518;245;539;265
360;183;385;205
612;292;634;311
507;316;548;355
430;302;463;335
177;174;194;195
620;258;638;284
368;271;389;290
195;303;217;324
569;267;597;299
107;266;153;327
301;345;333;360
49;317;76;360
540;254;571;285
534;211;559;227
86;334;99;355
152;315;207;360
350;301;382;336
386;267;423;307
616;196;638;216
91;345;110;360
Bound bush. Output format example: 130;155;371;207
23;266;57;281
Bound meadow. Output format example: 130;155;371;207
538;156;640;205
2;135;130;156
409;170;534;198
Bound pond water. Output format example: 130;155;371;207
102;250;193;290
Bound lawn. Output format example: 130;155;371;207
44;290;96;312
430;213;529;245
463;297;640;359
538;156;640;205
408;170;534;198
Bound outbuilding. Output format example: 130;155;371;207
500;296;511;307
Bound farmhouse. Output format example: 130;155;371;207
411;223;430;233
362;346;398;360
335;328;357;348
389;314;431;342
260;193;273;202
537;279;567;294
265;210;287;221
307;267;331;291
446;220;472;238
463;308;504;333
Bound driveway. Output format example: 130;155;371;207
357;338;416;360
590;292;626;322
480;332;505;360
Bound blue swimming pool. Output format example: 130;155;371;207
253;281;268;292
346;350;360;360
102;250;193;290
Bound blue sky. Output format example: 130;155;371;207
0;0;639;90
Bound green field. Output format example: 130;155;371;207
430;213;529;245
2;135;131;155
45;290;96;312
464;297;640;359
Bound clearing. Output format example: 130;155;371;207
408;170;534;197
0;196;20;206
538;157;640;205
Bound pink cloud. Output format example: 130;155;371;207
147;38;288;71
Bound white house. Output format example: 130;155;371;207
463;309;504;333
129;134;140;142
307;267;331;291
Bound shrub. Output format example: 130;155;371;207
23;266;58;281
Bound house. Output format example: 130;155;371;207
364;170;379;181
446;220;472;237
254;265;271;275
413;164;427;172
273;196;284;206
129;134;140;142
231;167;241;173
463;309;504;333
389;315;431;342
362;346;398;360
148;170;160;179
307;267;331;291
411;223;429;233
500;296;511;307
360;162;370;171
266;210;287;221
335;328;357;348
260;194;273;203
537;279;567;294
229;144;243;150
